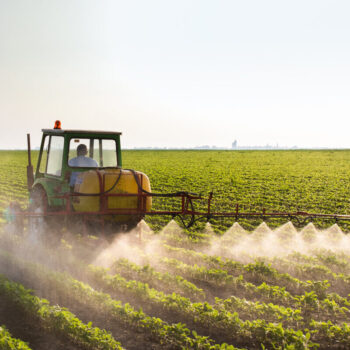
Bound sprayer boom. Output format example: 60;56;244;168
3;190;350;231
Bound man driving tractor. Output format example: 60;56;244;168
68;144;98;187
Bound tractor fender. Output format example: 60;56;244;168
31;178;63;208
29;184;48;210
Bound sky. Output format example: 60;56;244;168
0;0;349;149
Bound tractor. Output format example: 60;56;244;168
26;121;152;235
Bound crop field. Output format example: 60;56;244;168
1;149;350;349
2;149;350;231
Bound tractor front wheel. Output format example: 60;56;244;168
4;202;24;235
28;186;48;244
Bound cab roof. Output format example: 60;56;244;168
42;129;122;135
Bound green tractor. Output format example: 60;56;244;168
25;120;152;236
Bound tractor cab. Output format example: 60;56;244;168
32;122;122;208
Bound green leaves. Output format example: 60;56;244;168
0;326;32;350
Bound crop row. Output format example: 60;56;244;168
160;233;350;292
215;249;350;277
160;244;332;297
88;263;314;348
149;256;350;346
0;274;124;350
108;242;350;325
132;241;350;316
0;231;331;349
143;254;350;323
112;257;206;301
110;257;306;327
0;249;238;350
257;255;350;296
275;251;350;275
3;225;350;325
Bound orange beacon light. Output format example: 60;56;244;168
54;120;61;129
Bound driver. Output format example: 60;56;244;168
69;144;98;187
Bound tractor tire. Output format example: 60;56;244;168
4;202;24;236
28;187;62;246
28;186;48;244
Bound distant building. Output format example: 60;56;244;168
232;140;237;149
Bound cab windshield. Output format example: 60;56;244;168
68;138;118;168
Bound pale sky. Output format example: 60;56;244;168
0;0;349;149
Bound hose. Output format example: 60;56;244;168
71;169;122;196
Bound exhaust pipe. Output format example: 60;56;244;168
27;133;34;190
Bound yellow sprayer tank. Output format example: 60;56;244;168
72;169;151;223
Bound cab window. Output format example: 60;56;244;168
46;136;64;176
102;139;118;167
39;136;49;174
68;138;118;167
